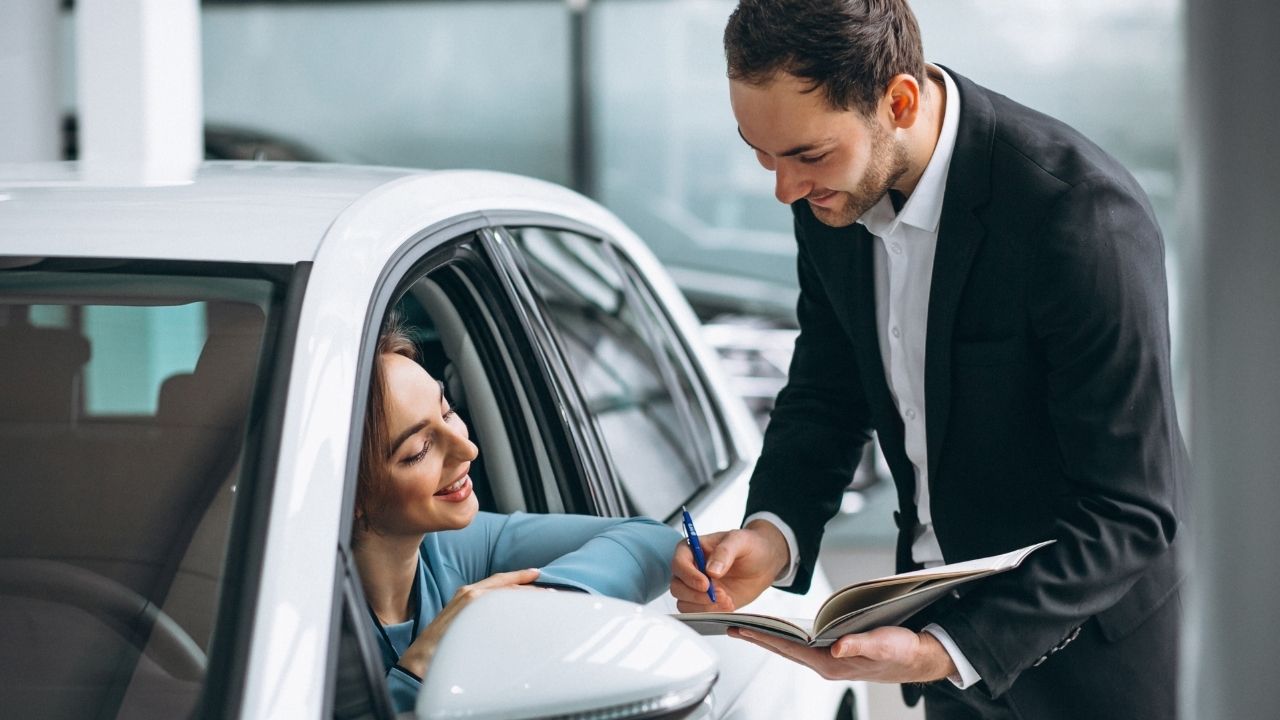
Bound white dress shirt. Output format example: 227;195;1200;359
746;65;980;689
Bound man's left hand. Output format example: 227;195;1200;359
731;626;957;683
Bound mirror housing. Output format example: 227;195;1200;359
417;590;718;720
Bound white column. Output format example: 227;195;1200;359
76;0;202;184
0;0;62;162
1182;0;1280;717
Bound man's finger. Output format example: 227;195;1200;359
671;544;712;590
704;530;751;577
670;577;712;603
675;598;717;613
672;582;736;612
733;629;830;667
831;634;869;659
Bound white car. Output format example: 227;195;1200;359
0;162;866;720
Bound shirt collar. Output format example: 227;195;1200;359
859;64;961;236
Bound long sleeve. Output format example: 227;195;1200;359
385;664;421;714
380;512;681;713
467;511;681;602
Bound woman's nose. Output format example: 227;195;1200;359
443;417;479;462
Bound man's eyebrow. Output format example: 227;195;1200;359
737;127;831;157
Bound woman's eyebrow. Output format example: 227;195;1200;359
387;381;448;459
389;420;428;459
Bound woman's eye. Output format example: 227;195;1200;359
406;442;430;465
443;408;458;422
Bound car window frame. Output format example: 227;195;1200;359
479;225;623;517
492;219;733;520
612;250;734;478
326;216;617;716
325;215;490;719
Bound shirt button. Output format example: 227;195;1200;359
891;243;904;255
891;326;901;339
905;408;917;420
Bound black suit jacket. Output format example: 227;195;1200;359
745;69;1188;703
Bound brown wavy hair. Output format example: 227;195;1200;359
354;317;418;538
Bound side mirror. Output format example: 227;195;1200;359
417;590;718;720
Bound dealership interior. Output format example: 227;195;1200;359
2;1;1277;718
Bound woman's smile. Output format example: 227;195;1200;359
433;473;472;502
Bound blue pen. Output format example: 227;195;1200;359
681;506;717;603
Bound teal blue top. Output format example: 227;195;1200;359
371;511;681;713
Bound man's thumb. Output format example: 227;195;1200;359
705;532;748;577
831;636;864;659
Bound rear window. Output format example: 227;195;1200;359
0;267;283;719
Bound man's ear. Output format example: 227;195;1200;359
883;73;923;129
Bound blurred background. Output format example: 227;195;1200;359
7;2;1189;718
188;0;1183;568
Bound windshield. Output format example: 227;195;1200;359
0;265;286;719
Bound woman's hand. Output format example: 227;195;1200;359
397;568;541;679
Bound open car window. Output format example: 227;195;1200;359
0;265;286;720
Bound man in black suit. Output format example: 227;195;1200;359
669;1;1188;717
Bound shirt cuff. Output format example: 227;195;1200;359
742;511;800;587
922;623;981;689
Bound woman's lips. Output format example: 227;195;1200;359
434;475;472;502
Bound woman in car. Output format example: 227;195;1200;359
353;320;681;712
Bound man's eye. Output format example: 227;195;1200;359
799;153;828;165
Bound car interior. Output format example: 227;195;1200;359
0;273;274;719
0;257;574;719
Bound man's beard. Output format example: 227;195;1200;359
809;121;910;228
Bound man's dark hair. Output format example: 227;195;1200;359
725;0;926;116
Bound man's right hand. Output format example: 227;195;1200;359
670;520;791;613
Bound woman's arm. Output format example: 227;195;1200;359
479;511;682;603
386;568;541;712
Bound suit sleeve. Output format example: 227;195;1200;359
933;176;1183;697
744;208;875;593
478;511;682;603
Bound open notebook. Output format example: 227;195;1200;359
674;540;1054;646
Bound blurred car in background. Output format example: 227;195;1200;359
0;162;866;720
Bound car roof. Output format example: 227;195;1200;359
0;161;625;266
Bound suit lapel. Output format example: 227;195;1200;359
924;70;995;486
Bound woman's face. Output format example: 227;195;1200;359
373;352;479;535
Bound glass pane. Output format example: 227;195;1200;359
617;257;729;476
590;0;1182;316
508;227;703;517
82;304;206;415
202;2;572;183
0;269;281;720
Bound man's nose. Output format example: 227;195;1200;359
774;164;810;204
